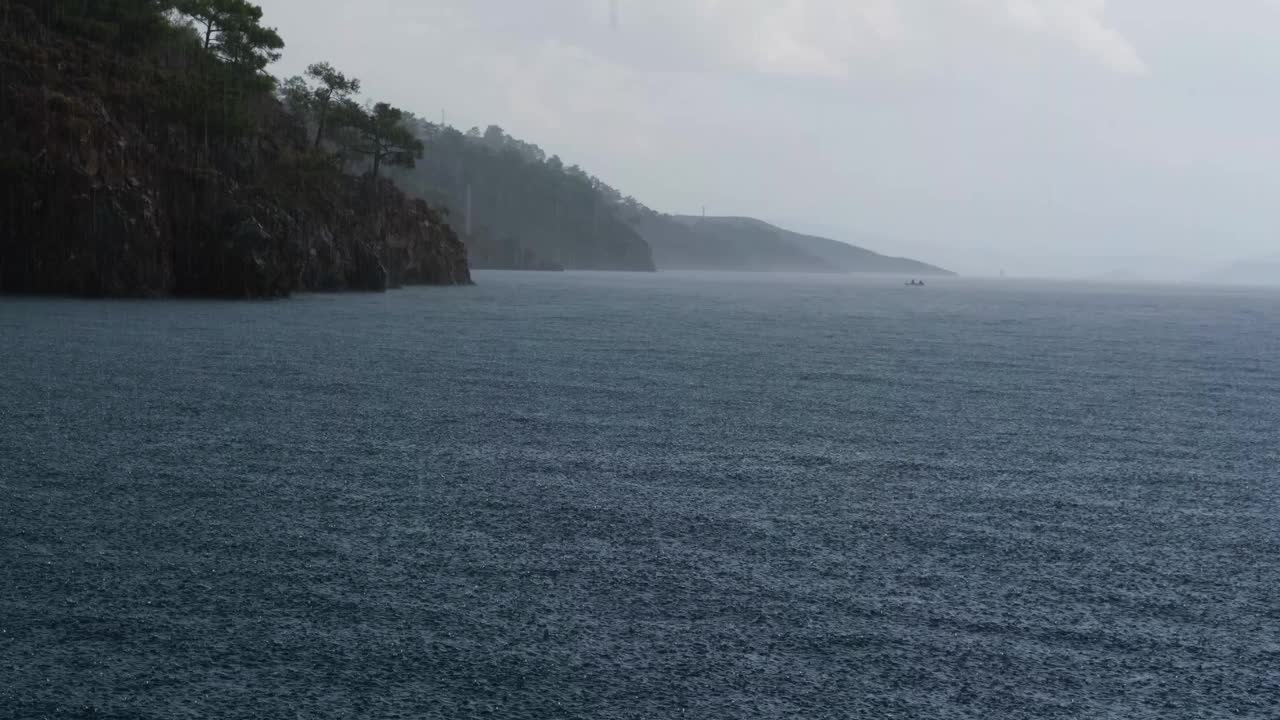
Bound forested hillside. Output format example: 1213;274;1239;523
0;0;469;296
1;1;952;286
386;123;654;271
386;121;949;276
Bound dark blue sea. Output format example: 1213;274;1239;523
2;272;1278;719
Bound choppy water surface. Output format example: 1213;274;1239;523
2;272;1279;719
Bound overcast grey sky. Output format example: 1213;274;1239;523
260;0;1280;277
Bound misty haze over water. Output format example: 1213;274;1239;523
265;0;1280;281
3;273;1277;718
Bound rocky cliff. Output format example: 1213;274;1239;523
0;4;470;298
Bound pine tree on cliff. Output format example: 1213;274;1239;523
216;18;284;77
339;101;424;183
173;0;282;151
174;0;283;67
280;63;362;151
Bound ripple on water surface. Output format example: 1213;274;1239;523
2;273;1279;719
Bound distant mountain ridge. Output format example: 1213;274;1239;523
387;123;952;277
632;214;955;276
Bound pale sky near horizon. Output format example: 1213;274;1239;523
257;0;1280;278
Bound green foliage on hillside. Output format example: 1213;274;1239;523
9;0;176;51
386;122;654;271
339;102;424;180
1;0;474;297
7;0;652;271
280;62;361;150
4;0;422;183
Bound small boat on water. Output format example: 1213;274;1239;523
905;279;926;287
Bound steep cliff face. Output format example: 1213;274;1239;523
0;6;469;298
378;189;473;287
